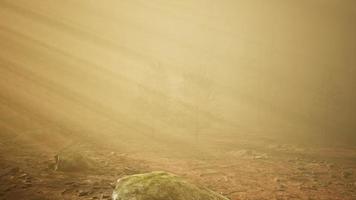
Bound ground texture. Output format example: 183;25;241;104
0;132;355;200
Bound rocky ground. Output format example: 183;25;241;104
0;132;355;200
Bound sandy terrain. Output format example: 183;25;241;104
1;132;355;200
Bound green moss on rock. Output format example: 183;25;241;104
112;171;229;200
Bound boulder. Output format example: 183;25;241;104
112;171;229;200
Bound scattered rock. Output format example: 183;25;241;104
25;177;32;183
18;173;28;178
253;155;266;160
78;190;89;196
327;163;335;169
112;171;229;200
300;185;317;191
273;177;281;183
342;171;353;179
61;188;70;195
123;167;140;174
310;185;317;190
276;184;286;191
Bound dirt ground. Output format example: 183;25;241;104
0;132;355;200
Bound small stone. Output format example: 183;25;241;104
61;189;70;195
18;173;28;178
327;163;335;169
342;171;353;178
78;190;89;196
310;185;317;190
276;184;286;191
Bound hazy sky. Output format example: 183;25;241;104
0;0;355;148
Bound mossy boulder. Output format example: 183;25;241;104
112;171;229;200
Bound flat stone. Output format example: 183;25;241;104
78;190;89;196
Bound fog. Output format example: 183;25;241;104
1;0;356;154
1;1;356;199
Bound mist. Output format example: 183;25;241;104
1;0;355;149
0;1;356;199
